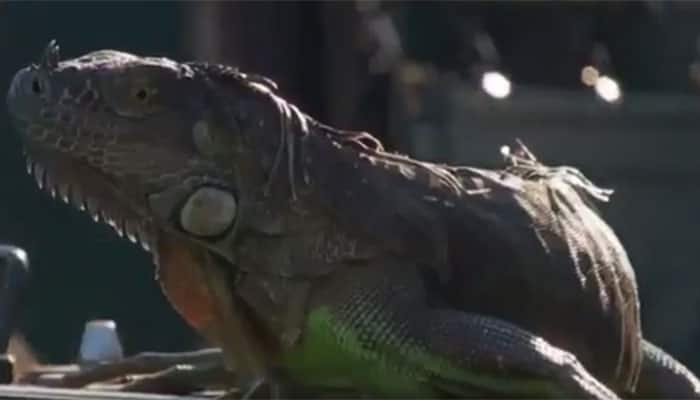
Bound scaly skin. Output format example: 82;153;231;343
5;41;700;398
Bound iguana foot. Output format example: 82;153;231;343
18;348;231;395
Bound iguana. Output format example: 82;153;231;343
6;41;700;399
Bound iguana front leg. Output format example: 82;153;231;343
282;263;620;399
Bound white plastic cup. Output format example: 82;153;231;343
77;319;124;364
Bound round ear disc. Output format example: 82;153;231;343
179;187;237;237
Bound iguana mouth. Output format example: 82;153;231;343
22;135;155;253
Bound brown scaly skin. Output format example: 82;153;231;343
5;41;700;398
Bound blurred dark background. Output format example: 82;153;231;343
1;0;700;375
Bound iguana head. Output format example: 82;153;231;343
6;41;296;255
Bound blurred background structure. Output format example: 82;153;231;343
1;0;700;375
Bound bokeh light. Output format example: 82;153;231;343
580;65;599;87
481;71;512;99
594;75;622;103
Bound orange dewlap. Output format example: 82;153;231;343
156;233;218;332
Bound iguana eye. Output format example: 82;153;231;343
99;64;178;117
106;80;161;118
132;87;156;103
179;186;237;238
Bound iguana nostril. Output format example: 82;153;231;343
31;78;42;95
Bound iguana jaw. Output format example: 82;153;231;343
15;123;238;258
21;137;156;252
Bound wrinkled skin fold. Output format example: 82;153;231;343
5;41;700;399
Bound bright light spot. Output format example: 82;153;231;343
580;65;599;87
594;75;622;103
500;145;511;157
481;71;511;99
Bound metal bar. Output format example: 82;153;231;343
0;385;214;400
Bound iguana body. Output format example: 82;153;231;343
6;42;700;398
